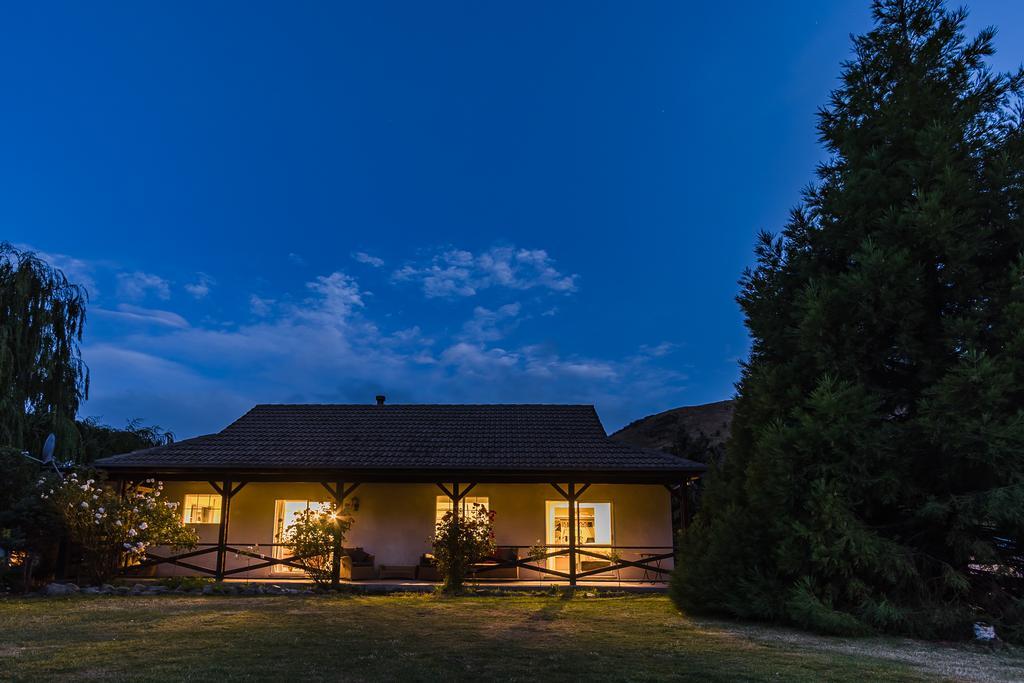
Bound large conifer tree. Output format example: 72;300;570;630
673;0;1024;640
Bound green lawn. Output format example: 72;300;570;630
1;593;1019;681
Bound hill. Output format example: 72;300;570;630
610;400;734;461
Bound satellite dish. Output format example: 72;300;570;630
41;433;56;463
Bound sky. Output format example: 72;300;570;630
3;1;1023;439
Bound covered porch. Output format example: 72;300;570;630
105;471;702;586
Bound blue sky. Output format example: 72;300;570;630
4;1;1022;438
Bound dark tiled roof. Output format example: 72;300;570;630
94;404;705;475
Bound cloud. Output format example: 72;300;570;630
94;304;190;329
184;273;215;299
352;251;385;268
22;237;682;437
249;294;275;317
12;243;99;296
393;246;578;298
117;271;171;301
460;302;522;342
288;252;306;266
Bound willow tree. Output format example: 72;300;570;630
673;0;1024;641
0;242;89;458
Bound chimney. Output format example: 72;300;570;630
375;395;386;406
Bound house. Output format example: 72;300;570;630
95;400;705;584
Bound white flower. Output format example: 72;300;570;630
139;522;148;530
123;543;132;549
98;507;105;514
86;479;94;484
80;501;89;509
49;489;53;494
115;520;123;526
128;528;138;537
80;484;89;491
92;494;99;500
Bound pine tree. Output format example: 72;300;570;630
673;0;1024;641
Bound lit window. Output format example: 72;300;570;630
273;500;329;573
545;501;612;546
182;494;222;524
435;496;489;524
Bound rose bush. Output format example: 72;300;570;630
284;502;353;587
430;503;496;592
39;469;198;584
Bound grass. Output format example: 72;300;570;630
1;593;1020;682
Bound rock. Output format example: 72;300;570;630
82;586;101;595
44;583;76;596
130;584;148;594
202;584;216;595
146;586;169;594
115;586;130;595
101;584;116;594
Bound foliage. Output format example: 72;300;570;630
430;503;496;592
158;575;214;591
74;417;174;465
284;502;353;587
41;470;198;584
0;448;62;590
0;242;88;460
674;0;1024;641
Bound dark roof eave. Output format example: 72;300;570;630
95;463;705;484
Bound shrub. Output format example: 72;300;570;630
430;503;496;592
284;502;352;587
40;469;198;584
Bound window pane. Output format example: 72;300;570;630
435;496;489;524
545;501;612;545
183;494;222;524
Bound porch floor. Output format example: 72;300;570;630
130;577;669;592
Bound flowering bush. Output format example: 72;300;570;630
430;503;496;592
284;502;353;587
38;470;198;584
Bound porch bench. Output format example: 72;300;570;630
340;548;376;580
471;547;519;579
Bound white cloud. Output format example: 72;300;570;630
460;302;522;342
249;294;275;317
288;252;306;266
352;251;385;268
184;273;215;299
393;246;578;298
12;243;99;296
117;271;171;301
94;304;190;329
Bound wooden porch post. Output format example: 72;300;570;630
681;479;690;530
567;483;577;587
215;479;232;581
331;481;344;587
320;481;360;587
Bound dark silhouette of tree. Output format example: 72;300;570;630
674;0;1024;642
0;242;88;459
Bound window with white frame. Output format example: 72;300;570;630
545;501;612;546
435;496;489;525
182;494;222;524
272;499;330;573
